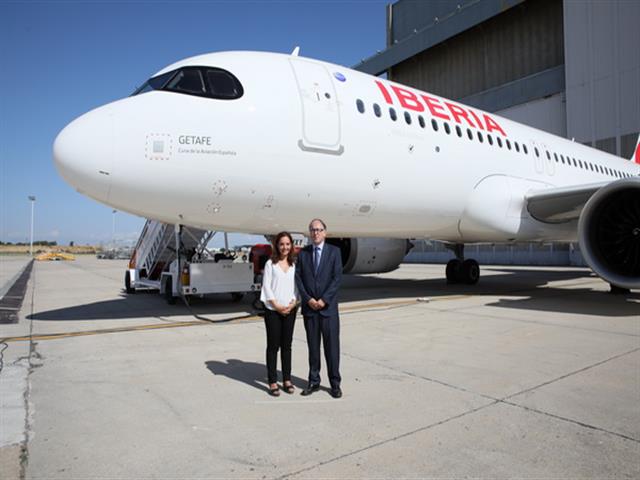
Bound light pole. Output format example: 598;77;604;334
28;196;36;256
111;210;117;250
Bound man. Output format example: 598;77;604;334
295;218;343;398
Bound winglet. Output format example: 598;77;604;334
632;134;640;164
291;46;300;57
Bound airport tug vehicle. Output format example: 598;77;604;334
125;220;259;304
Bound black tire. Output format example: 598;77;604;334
446;259;462;284
164;277;176;305
124;271;135;294
231;292;244;302
461;259;480;285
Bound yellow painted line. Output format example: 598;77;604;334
1;295;469;344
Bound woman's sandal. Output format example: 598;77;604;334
268;386;280;397
282;383;295;394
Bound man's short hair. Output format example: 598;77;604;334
308;218;327;230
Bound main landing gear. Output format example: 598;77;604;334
445;244;480;285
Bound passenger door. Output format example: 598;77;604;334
289;58;343;154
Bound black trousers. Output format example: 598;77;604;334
264;308;297;384
304;313;341;389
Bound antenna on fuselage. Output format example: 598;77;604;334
291;46;300;56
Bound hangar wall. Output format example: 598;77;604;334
564;0;640;157
354;0;639;266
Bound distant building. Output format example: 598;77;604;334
355;0;640;266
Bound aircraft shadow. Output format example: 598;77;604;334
204;359;310;393
27;267;638;321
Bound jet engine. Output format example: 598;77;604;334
578;177;640;290
326;238;414;274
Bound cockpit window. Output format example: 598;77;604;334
132;70;174;96
165;69;206;95
205;69;242;98
132;66;243;100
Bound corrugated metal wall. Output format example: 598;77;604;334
564;0;640;156
390;0;564;100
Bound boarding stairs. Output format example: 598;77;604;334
130;220;214;285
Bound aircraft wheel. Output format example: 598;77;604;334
446;259;461;284
124;271;135;294
462;259;480;285
164;277;176;305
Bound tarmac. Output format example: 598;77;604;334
0;255;638;479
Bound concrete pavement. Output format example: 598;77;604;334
0;256;638;478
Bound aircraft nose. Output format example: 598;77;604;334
53;108;114;203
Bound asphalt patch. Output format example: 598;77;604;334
0;260;34;324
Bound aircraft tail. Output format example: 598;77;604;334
632;134;640;164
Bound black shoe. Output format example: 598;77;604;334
301;384;320;396
330;387;342;399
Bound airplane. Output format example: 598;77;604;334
53;50;640;291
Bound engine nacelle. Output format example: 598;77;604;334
578;178;640;290
326;238;413;274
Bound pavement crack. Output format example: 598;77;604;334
502;346;640;402
276;399;499;480
500;400;640;443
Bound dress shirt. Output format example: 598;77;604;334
260;260;299;311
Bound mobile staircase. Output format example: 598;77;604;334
125;220;258;304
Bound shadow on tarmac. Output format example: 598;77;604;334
28;267;639;321
204;358;309;392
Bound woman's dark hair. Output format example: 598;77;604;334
271;231;296;266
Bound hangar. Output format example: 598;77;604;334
355;0;640;265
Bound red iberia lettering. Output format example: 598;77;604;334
445;102;475;128
421;95;450;121
391;86;424;112
375;80;393;105
468;110;485;130
484;114;506;137
371;79;508;136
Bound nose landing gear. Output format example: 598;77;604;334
445;244;480;285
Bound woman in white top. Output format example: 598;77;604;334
260;231;299;396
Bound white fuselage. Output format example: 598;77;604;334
53;51;640;243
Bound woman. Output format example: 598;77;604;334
260;231;299;396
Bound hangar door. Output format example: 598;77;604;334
289;58;343;154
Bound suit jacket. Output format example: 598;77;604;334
295;243;342;318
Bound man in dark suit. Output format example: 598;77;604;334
295;218;343;398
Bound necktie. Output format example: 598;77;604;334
314;247;320;274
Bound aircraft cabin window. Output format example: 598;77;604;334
546;151;551;160
534;147;539;157
418;115;425;128
506;139;511;150
467;128;473;140
477;131;483;143
496;137;502;148
487;134;493;145
431;119;439;131
523;144;528;155
404;111;412;125
356;99;365;113
455;125;462;137
514;142;520;152
444;122;451;135
578;159;583;169
373;103;382;117
389;107;397;121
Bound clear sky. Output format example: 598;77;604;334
0;0;388;247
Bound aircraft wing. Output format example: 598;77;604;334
525;181;608;224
